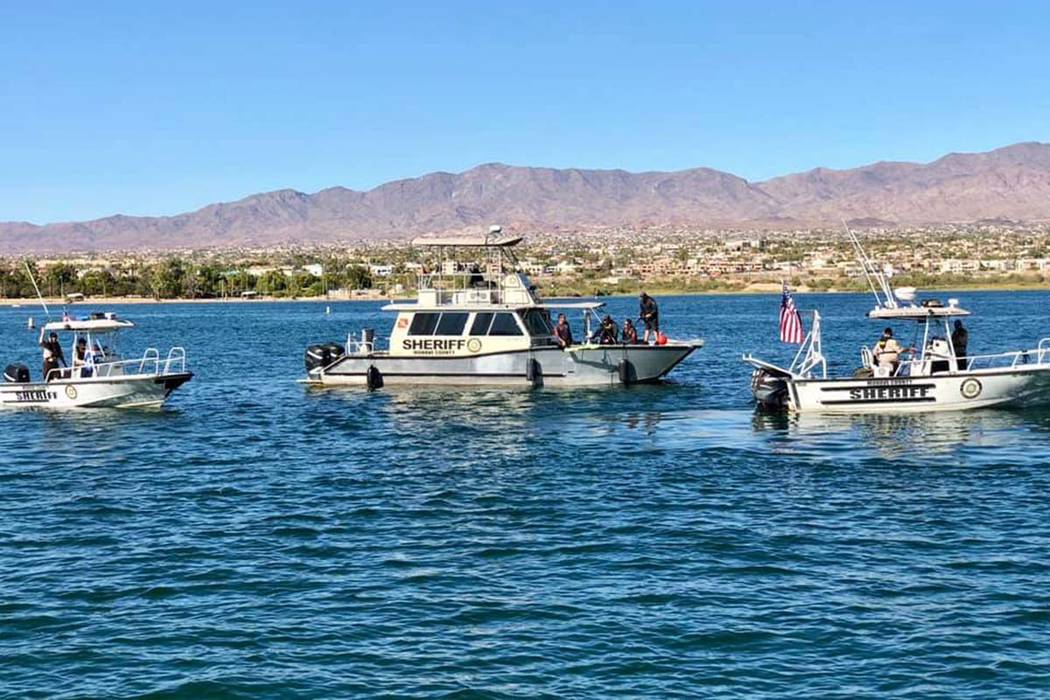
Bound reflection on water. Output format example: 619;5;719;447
751;407;1050;464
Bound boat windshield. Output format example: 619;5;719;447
522;309;553;337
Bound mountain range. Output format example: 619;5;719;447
4;141;1050;253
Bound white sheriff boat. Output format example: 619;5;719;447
743;231;1050;414
303;229;702;388
1;312;192;409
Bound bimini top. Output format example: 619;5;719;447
868;301;971;320
410;231;523;248
43;313;135;333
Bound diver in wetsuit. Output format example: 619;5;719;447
596;315;619;344
622;319;639;344
639;292;659;343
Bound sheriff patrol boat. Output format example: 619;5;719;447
1;312;192;409
303;227;702;388
742;229;1050;414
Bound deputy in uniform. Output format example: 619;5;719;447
873;327;903;375
40;331;65;382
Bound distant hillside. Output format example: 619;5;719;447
3;142;1050;253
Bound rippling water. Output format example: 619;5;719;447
3;291;1050;698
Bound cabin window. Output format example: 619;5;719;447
488;312;523;336
436;312;469;336
408;313;440;336
522;309;553;336
470;312;494;335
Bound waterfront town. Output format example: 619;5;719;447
2;222;1050;301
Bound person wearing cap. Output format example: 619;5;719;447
639;292;660;344
873;327;903;375
40;331;65;381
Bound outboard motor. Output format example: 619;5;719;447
304;344;331;373
750;368;789;409
305;342;346;374
323;342;345;362
4;363;30;383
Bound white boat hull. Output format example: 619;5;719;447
760;366;1050;414
0;373;192;409
309;343;699;388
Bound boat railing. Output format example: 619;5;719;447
417;271;537;307
1039;337;1050;364
43;347;186;382
344;333;378;355
162;347;187;374
890;344;1050;376
139;348;160;374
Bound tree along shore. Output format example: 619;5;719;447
1;261;1048;304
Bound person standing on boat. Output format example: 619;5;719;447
40;331;65;382
622;319;639;344
952;320;969;370
639;292;659;344
553;314;574;348
873;327;903;375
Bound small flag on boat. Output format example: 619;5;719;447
779;282;805;344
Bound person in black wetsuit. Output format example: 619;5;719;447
596;315;618;344
622;319;639;344
553;313;573;348
639;292;659;343
952;319;969;370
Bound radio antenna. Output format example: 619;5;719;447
23;260;50;318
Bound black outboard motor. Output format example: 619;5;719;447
4;363;30;383
304;342;346;374
305;344;330;373
750;368;789;409
323;342;345;362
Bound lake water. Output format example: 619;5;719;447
2;291;1050;698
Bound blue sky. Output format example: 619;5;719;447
2;1;1049;223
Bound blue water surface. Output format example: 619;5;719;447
2;291;1050;698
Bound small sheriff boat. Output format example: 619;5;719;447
743;229;1050;414
1;312;192;409
303;227;702;388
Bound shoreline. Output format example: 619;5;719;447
3;282;1050;308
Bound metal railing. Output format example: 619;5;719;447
416;271;536;307
45;347;187;382
858;337;1050;377
890;341;1050;375
344;334;377;356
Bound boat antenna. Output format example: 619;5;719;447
841;220;895;308
23;260;50;318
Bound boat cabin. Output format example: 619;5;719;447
374;229;564;358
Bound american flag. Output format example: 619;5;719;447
779;282;805;344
